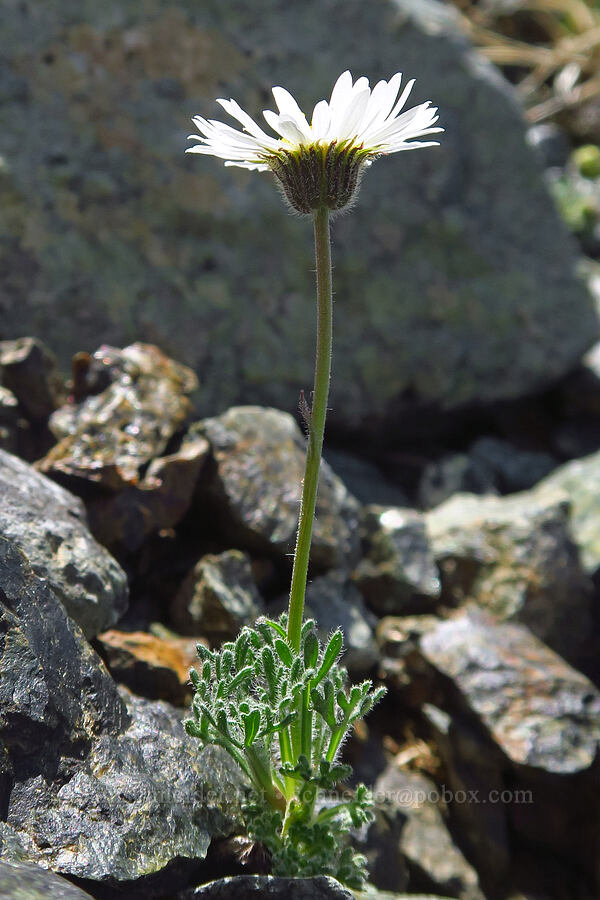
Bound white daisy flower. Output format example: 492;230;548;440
187;70;443;213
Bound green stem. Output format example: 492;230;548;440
287;205;333;653
244;746;286;812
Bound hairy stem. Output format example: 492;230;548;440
287;205;333;652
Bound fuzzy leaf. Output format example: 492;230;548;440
243;709;261;746
226;665;254;695
235;632;250;669
314;630;343;684
274;639;293;667
303;631;319;669
263;617;287;639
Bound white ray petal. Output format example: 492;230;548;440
328;70;354;112
263;110;309;145
361;73;403;134
311;99;330;141
216;98;280;148
388;78;416;119
272;86;312;141
338;87;371;141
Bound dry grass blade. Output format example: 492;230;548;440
453;0;600;122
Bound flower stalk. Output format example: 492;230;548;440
185;68;441;887
287;204;332;652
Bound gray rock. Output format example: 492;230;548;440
535;449;600;575
0;860;95;899
196;407;360;569
418;613;600;887
0;534;126;777
0;337;65;421
188;876;354;898
305;571;378;674
418;438;557;509
0;448;128;638
421;612;600;773
6;694;244;889
371;765;484;900
0;0;596;434
0;536;245;894
353;507;440;615
171;549;264;644
39;343;198;490
425;489;594;666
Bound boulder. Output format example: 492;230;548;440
425;489;594;667
0;536;245;894
0;0;596;434
188;878;453;899
418;612;600;888
85;430;210;554
0;449;128;638
0;535;125;777
195;407;360;569
187;877;353;899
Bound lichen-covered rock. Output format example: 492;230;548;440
96;628;200;706
0;0;595;435
0;860;95;899
369;764;484;900
171;550;264;645
0;449;128;637
305;571;378;674
425;489;594;665
39;343;198;489
353;507;440;615
195;407;360;569
0;337;65;421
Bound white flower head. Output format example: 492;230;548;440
187;70;443;214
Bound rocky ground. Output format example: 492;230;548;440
1;335;600;900
2;0;600;898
